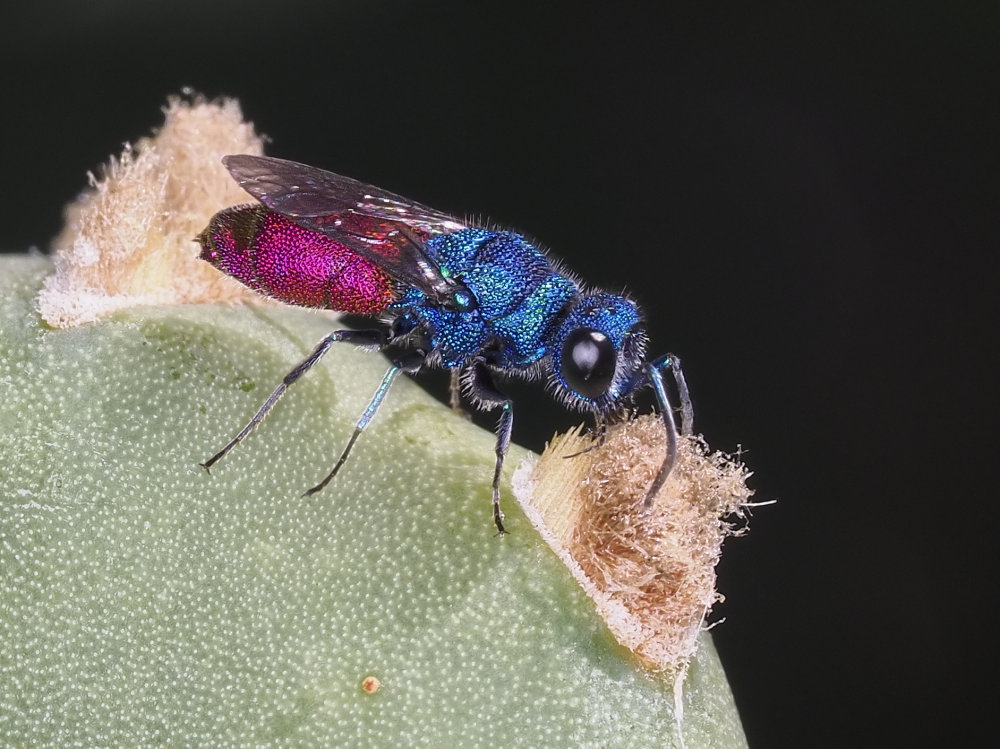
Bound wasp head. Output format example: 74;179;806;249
550;292;648;413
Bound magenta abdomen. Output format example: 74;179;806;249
198;205;397;314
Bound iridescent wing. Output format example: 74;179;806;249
223;154;470;306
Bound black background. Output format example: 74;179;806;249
3;2;997;746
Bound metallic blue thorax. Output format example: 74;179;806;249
393;229;577;368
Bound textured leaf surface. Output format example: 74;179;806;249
0;255;746;747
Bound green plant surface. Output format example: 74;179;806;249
0;255;747;748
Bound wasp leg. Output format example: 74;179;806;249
448;367;471;418
652;353;693;436
200;329;387;472
562;415;608;459
303;348;424;495
642;353;693;507
467;361;513;535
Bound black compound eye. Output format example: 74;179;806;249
562;328;617;399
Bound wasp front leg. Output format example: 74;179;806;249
642;353;694;507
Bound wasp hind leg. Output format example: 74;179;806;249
200;329;388;472
304;347;426;496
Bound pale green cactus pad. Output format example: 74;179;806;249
0;255;746;747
